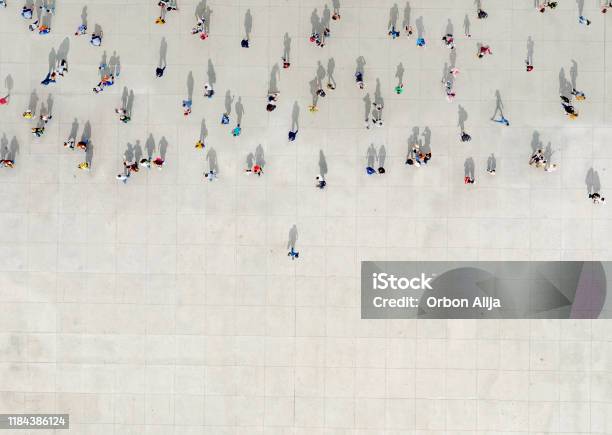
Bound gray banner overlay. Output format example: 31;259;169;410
361;262;610;319
0;414;69;430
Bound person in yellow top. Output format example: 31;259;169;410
195;140;205;149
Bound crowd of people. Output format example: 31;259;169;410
1;0;611;261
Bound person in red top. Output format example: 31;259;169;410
245;164;263;176
477;45;492;58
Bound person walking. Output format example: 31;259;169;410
491;114;510;126
90;32;102;46
182;99;192;116
316;175;326;189
287;246;299;259
477;44;492;58
204;83;214;98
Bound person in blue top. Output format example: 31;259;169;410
287;247;299;260
75;24;87;36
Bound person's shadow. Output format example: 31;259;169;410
99;51;108;78
322;4;331;28
366;144;376;167
378;145;386;168
287;224;298;250
235;97;244;124
46;94;54;116
309;78;319;106
159;137;168;160
310;8;320;35
319;150;328;178
244;9;253;40
586;168;601;195
543;142;554;164
395;63;404;87
409;126;420;146
0;135;7;160
4;74;13;97
107;51;120;77
491;90;504;119
224;91;234;116
80;5;87;27
28;90;39;113
388;3;399;30
415;16;424;38
570;60;578;90
327;58;336;87
145;134;155;160
206;147;218;172
0;135;19;162
530;130;542;153
445;18;453;35
48;48;57;73
200;118;208;142
316;61;326;86
526;36;534;65
127;90;135;115
134;142;143;163
559;68;571;97
291;101;300;132
68;118;79;141
269;63;280;93
355;56;366;75
402;2;411;29
81;120;91;143
421;127;431;153
207;59;216;88
463;14;470;36
458;105;468;133
159;37;168;69
124;142;135;162
464;157;475;178
362;93;371;121
283;33;291;62
86;143;94;168
374;78;384;107
8;137;19;161
187;71;194;100
487;154;496;172
255;144;265;168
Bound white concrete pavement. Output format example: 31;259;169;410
1;0;612;433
